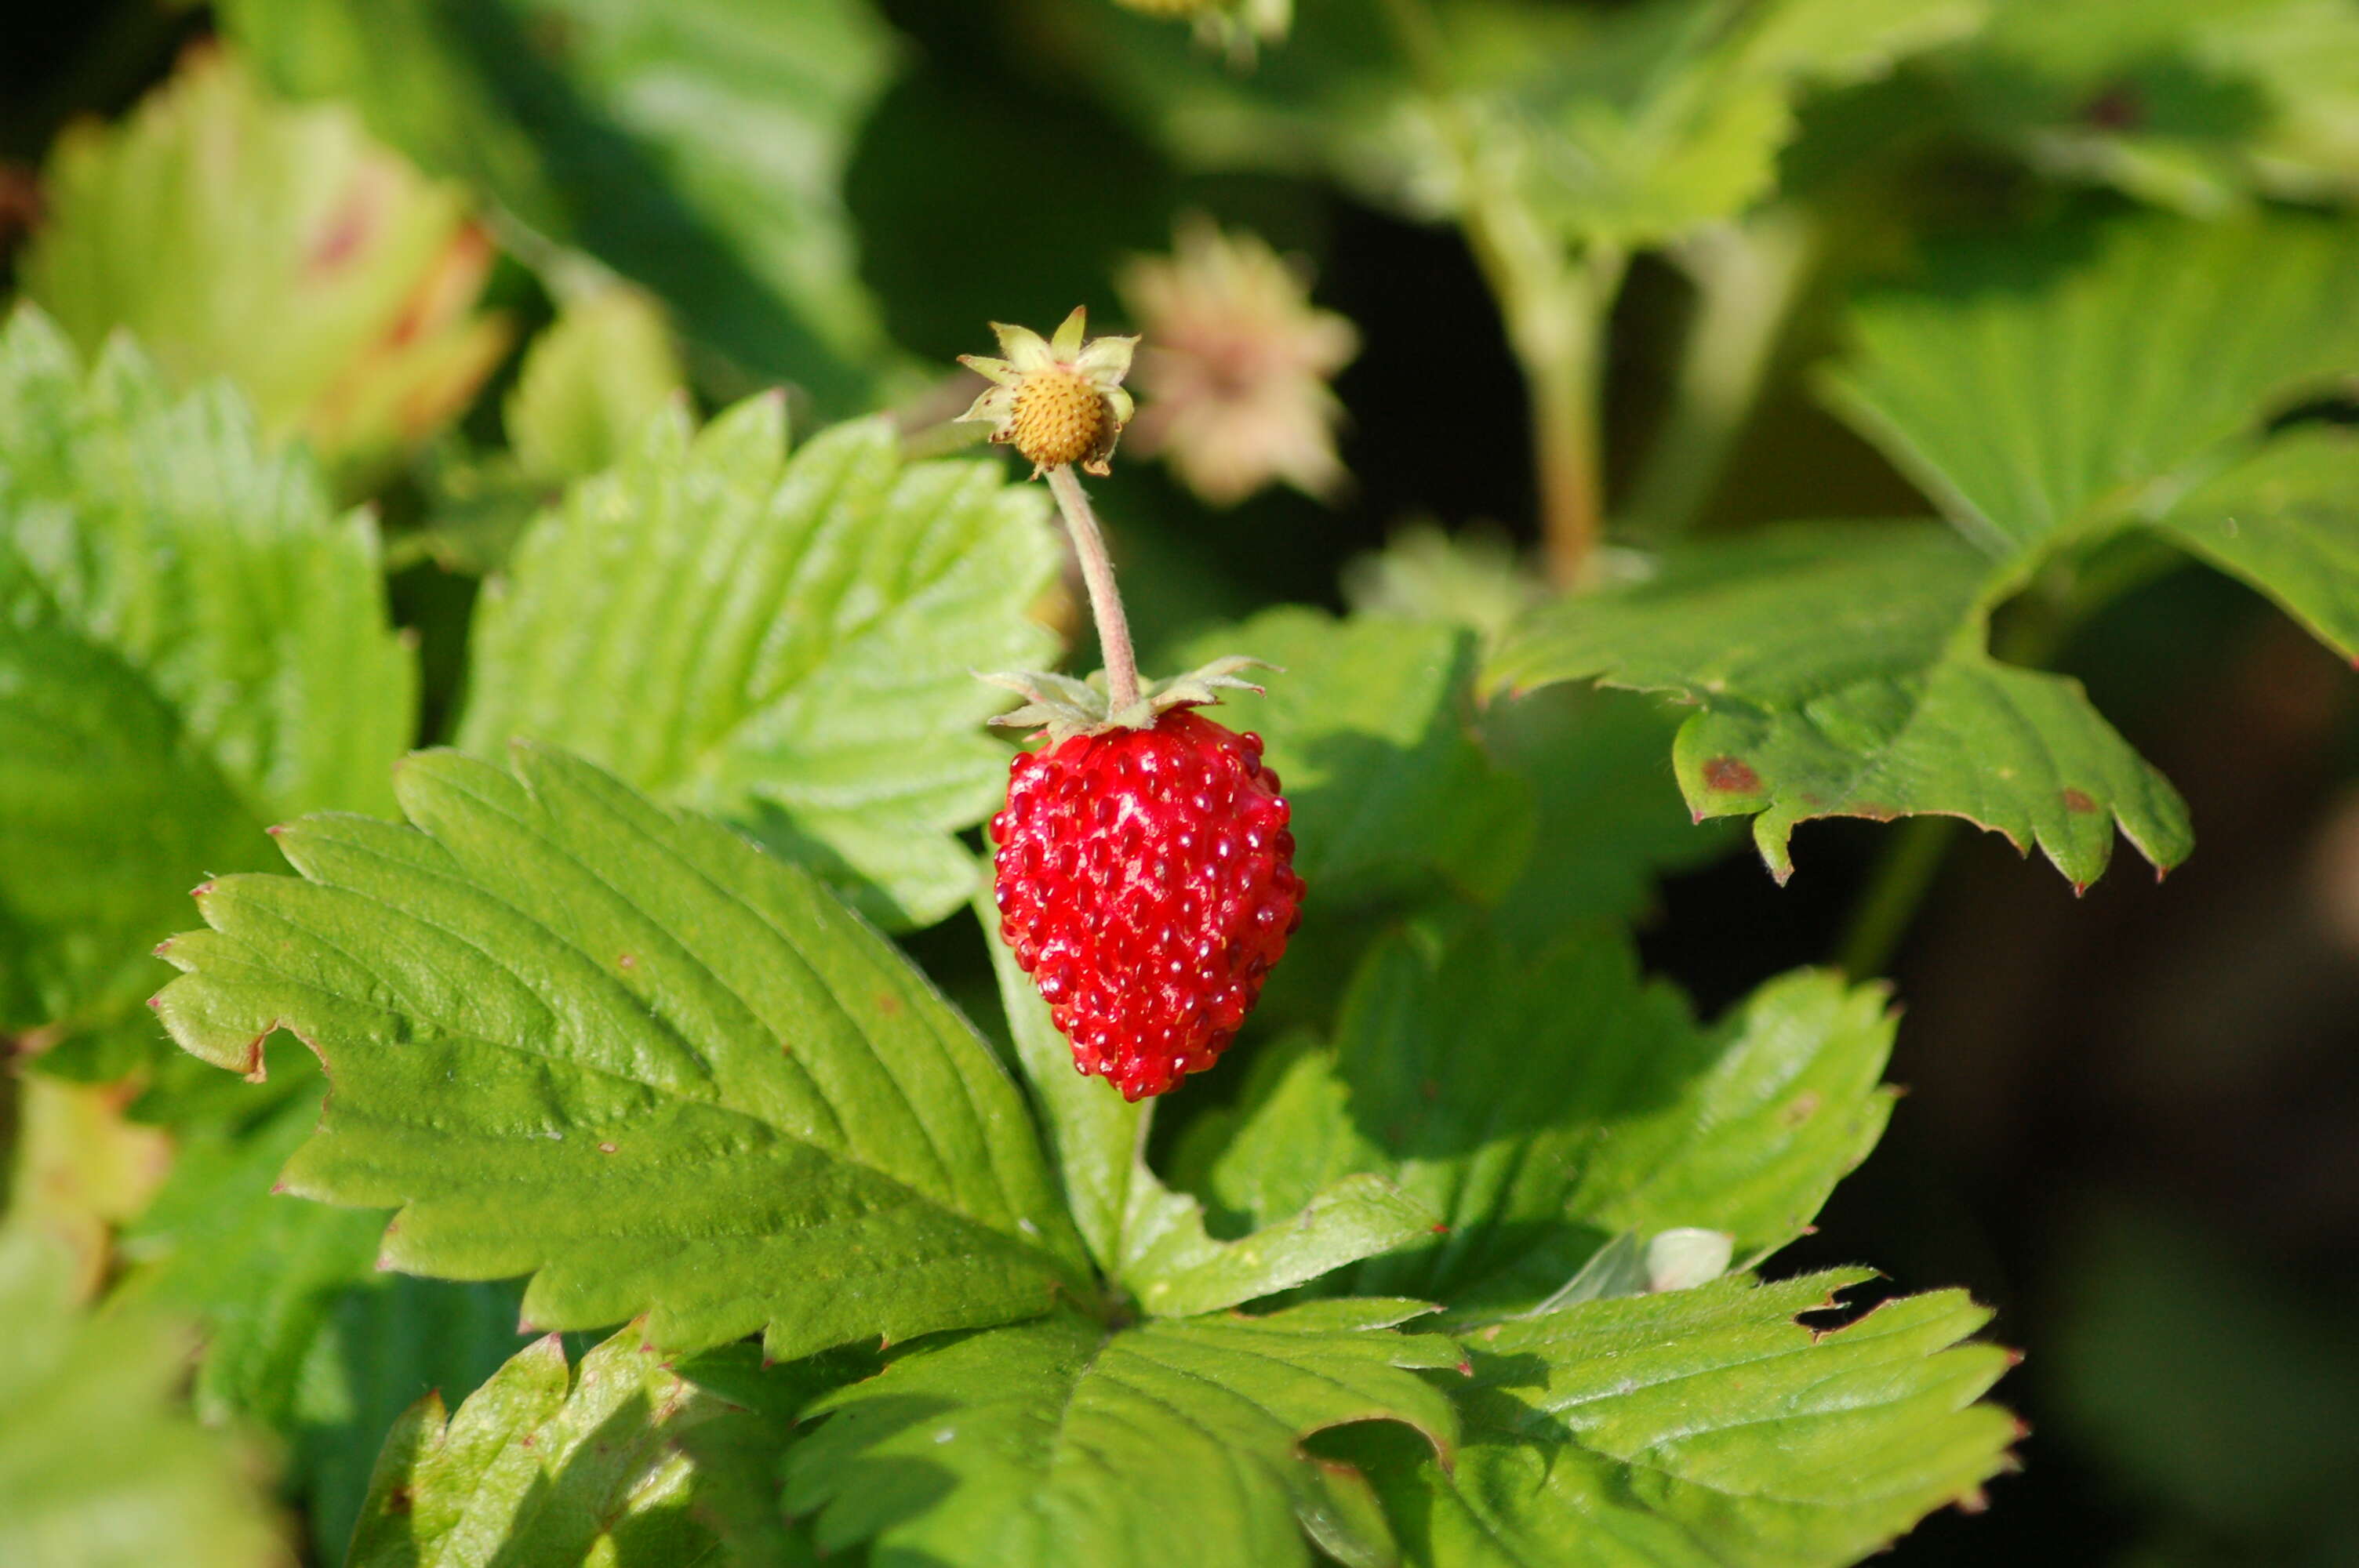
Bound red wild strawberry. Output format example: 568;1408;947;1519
990;707;1303;1100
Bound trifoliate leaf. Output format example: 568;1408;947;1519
152;742;1088;1359
0;307;416;1043
786;1303;1463;1568
460;403;1059;929
20;48;507;487
1194;918;1896;1310
1176;609;1532;907
505;288;688;485
1487;523;2194;886
1332;1270;2017;1567
348;1324;787;1568
979;887;1438;1315
1823;217;2359;561
0;1229;285;1567
220;0;900;412
2151;426;2359;662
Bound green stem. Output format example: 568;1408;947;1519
1046;464;1141;713
1836;815;1958;978
1624;209;1815;544
1376;0;1617;586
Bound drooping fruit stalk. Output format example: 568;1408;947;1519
961;309;1303;1097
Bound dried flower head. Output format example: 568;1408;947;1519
1118;217;1359;508
958;307;1138;477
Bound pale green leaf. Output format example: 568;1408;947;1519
2151;426;2359;662
0;1229;286;1568
1823;217;2359;561
506;288;688;484
979;886;1438;1314
152;742;1086;1359
1486;523;2192;886
785;1303;1462;1568
459;403;1060;928
1176;609;1532;907
0;306;416;1039
1335;1270;2017;1567
349;1324;788;1567
220;0;900;411
20;49;507;485
1955;0;2359;212
1194;919;1896;1310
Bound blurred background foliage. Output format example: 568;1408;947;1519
5;1;2359;1563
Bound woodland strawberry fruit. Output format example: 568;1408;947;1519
991;708;1302;1099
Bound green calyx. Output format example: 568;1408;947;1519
976;656;1274;742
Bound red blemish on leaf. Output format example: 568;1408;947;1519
2071;881;2089;899
1702;755;1759;793
191;880;215;898
146;994;162;1009
1454;1359;1473;1377
2061;788;2097;814
1429;1222;1450;1235
875;992;902;1016
308;187;376;274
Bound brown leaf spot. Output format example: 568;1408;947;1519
616;953;636;970
874;992;902;1017
2062;787;2098;814
597;1141;617;1155
384;1485;413;1515
1781;1091;1822;1127
1702;755;1760;793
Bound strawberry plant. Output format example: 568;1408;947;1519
5;2;2357;1566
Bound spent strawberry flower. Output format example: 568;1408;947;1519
957;306;1137;477
1118;217;1359;507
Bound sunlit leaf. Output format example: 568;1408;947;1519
221;0;901;411
152;743;1087;1359
459;402;1060;928
0;307;415;1041
787;1301;1462;1568
21;48;507;486
1332;1270;2017;1567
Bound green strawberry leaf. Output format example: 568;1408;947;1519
1953;0;2359;213
460;401;1057;929
1822;216;2359;562
1481;685;1744;935
349;1323;790;1567
1330;1270;2017;1567
785;1301;1463;1568
1193;917;1896;1311
294;1276;537;1564
505;287;689;485
152;742;1088;1359
1486;522;2194;886
979;887;1439;1315
0;306;416;1043
20;49;507;487
220;0;900;412
1176;609;1533;908
115;1047;384;1435
2150;426;2359;662
0;1228;285;1566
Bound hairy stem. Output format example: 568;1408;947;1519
1625;209;1815;544
1047;464;1141;713
1836;815;1958;978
